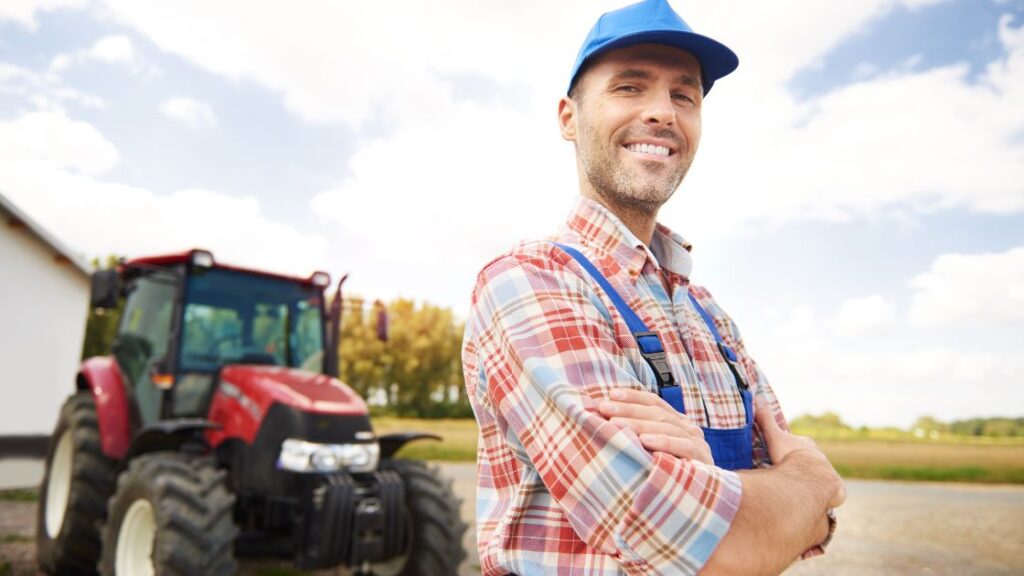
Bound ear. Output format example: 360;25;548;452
558;96;577;142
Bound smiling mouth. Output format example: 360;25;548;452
624;143;673;157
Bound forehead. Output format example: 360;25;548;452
580;43;702;86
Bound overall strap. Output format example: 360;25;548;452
552;242;754;469
687;292;749;393
552;243;675;389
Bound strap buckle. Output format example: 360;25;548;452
718;342;749;390
634;331;675;388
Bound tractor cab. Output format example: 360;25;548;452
93;249;334;429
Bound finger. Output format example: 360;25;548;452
599;399;671;423
609;416;703;440
609;388;663;406
753;395;782;438
611;388;688;421
603;403;702;443
600;400;701;436
641;434;714;465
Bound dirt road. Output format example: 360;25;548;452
3;462;1022;575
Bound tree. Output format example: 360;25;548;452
911;415;947;434
337;297;468;418
789;411;849;430
338;296;389;403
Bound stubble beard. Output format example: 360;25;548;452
577;118;693;216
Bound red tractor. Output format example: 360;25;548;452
35;249;467;575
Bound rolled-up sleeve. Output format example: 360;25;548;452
470;251;743;573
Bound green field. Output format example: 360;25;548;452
373;417;1024;484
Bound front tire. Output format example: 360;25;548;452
373;460;467;576
98;453;238;576
36;392;117;575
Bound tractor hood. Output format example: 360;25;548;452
217;365;369;418
206;365;375;454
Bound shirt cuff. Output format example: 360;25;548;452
799;508;837;560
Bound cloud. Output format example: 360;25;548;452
0;0;86;29
88;34;136;64
0;110;118;175
49;34;152;75
745;302;1023;427
0;110;329;278
908;247;1024;327
830;294;896;337
98;1;1021;236
0;62;104;111
96;1;937;129
670;7;1024;239
160;97;217;128
0;63;33;87
310;98;576;306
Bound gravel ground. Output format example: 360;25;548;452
3;462;1022;575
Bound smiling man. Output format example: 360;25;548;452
462;1;844;574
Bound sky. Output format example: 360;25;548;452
1;0;1022;427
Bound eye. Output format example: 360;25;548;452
672;92;694;104
614;84;640;93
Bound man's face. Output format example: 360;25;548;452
560;43;703;214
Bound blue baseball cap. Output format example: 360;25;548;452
568;0;739;96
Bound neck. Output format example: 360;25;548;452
580;188;660;245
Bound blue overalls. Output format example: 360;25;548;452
555;243;754;471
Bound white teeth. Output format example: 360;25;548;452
627;143;670;156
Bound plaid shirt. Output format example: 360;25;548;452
463;196;820;575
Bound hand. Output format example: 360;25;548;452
597;388;714;465
754;397;847;510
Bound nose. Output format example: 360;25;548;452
643;91;675;126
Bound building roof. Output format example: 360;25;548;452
0;190;92;277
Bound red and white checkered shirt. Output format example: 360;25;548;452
463;196;815;575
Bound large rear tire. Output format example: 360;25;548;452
36;392;118;575
98;453;238;576
372;460;467;576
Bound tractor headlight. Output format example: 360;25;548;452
277;439;379;474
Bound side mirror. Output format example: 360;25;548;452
90;269;119;309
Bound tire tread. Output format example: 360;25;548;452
99;453;238;576
379;459;468;576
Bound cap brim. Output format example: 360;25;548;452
570;29;739;95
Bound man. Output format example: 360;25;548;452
462;1;845;574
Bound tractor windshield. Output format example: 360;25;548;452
178;267;325;373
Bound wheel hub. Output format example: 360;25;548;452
116;499;157;576
44;431;73;538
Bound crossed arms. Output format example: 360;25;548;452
599;388;844;575
467;252;845;575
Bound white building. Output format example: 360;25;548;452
1;191;92;487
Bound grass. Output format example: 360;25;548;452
817;439;1024;484
0;489;38;502
791;425;1024;446
371;417;1024;484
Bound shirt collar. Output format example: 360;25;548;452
563;195;693;279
